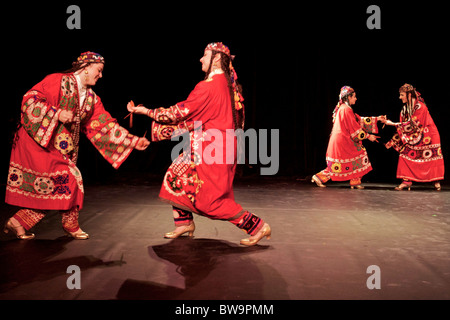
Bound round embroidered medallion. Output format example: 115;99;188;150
34;176;55;195
55;133;74;154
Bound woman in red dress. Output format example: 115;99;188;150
4;52;150;240
383;84;444;190
312;86;383;189
127;43;271;246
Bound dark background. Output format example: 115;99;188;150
1;1;448;187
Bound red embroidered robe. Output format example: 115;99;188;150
385;100;444;182
6;73;139;211
325;104;379;181
150;73;244;221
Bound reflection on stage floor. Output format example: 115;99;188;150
1;176;449;300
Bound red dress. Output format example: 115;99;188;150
386;100;445;182
6;73;140;211
325;104;379;181
150;73;244;221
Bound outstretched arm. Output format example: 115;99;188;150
384;119;400;126
127;101;153;118
83;96;150;169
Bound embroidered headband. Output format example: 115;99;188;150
205;42;231;58
399;83;415;93
332;86;355;123
399;83;422;99
399;83;423;107
339;86;355;101
75;51;105;66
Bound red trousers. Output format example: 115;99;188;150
13;207;80;233
172;207;264;236
316;168;362;186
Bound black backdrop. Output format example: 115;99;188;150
2;1;448;186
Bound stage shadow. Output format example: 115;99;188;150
116;237;287;300
0;238;125;294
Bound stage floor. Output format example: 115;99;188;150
1;175;449;300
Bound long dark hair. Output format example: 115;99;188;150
205;51;245;130
341;92;354;105
399;85;423;124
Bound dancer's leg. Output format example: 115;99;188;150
3;208;45;239
164;207;195;239
14;208;46;230
312;169;330;187
350;178;364;189
61;207;80;233
230;210;271;246
173;207;194;227
230;210;264;235
395;179;412;191
61;207;89;239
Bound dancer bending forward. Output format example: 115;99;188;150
5;52;150;240
312;86;384;189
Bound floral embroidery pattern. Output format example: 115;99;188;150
162;131;205;205
6;162;80;200
54;133;74;154
326;152;371;179
399;143;442;162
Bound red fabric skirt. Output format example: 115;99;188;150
6;127;84;211
159;154;243;221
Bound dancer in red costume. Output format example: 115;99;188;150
312;86;384;189
383;83;444;190
127;42;271;246
4;52;150;240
